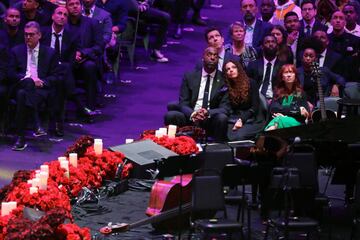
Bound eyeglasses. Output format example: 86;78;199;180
24;32;38;37
302;8;314;11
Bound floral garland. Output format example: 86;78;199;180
141;130;199;155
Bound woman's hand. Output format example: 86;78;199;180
232;118;243;130
272;113;284;118
300;106;309;118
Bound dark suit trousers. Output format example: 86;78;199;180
164;110;228;141
0;85;7;117
192;0;205;16
73;60;98;110
130;8;170;50
14;78;48;136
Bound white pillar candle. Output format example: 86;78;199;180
58;156;67;162
35;173;41;179
8;202;17;214
1;202;10;216
27;179;33;185
125;139;134;144
32;178;40;188
30;187;38;194
40;165;49;173
159;128;167;136
155;130;162;137
168;125;177;138
60;160;70;178
94;139;103;155
39;172;48;190
69;153;78;168
35;170;41;174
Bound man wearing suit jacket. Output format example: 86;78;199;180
19;0;52;28
8;21;60;150
164;47;229;141
241;0;272;49
247;34;285;101
313;30;343;75
299;0;327;39
83;0;112;44
328;11;360;83
0;8;24;49
67;0;104;113
41;6;89;136
203;27;236;71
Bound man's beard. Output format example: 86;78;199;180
244;13;255;22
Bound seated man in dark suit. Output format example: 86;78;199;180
84;0;113;45
299;0;328;39
0;8;24;49
241;0;272;49
66;0;104;115
202;27;236;71
247;34;285;104
328;10;360;83
313;30;343;76
19;0;52;28
8;21;60;150
297;45;346;106
164;47;229;142
41;5;92;136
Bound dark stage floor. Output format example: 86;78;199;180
0;0;357;239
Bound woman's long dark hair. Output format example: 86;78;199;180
274;64;303;100
270;25;288;45
223;60;250;105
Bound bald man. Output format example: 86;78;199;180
328;11;360;82
164;47;229;141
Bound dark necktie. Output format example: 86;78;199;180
53;32;61;58
202;75;211;109
261;62;272;96
305;25;311;36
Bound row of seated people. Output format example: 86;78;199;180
0;0;359;149
0;0;211;62
164;30;358;142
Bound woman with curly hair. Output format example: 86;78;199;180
224;60;265;140
224;21;258;70
265;64;310;130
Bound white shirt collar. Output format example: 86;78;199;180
320;48;327;57
245;19;256;29
264;56;277;65
303;18;315;28
28;43;40;53
202;68;216;78
51;25;64;36
82;5;95;16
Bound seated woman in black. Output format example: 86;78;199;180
224;60;265;140
265;64;310;130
